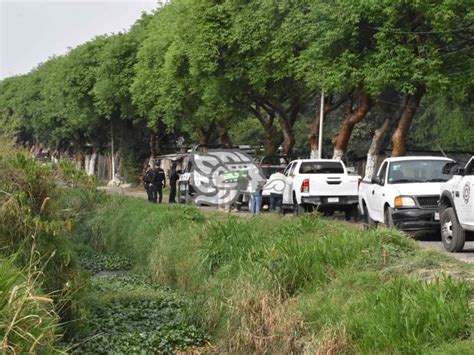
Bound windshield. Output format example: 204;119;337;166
299;161;344;174
388;160;452;184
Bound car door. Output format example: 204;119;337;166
455;159;474;227
283;162;296;204
370;162;388;222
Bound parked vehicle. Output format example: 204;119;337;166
280;159;360;218
177;145;262;206
359;156;454;231
439;157;474;252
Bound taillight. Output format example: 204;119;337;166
358;178;362;188
301;179;310;193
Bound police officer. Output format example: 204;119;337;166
151;161;166;203
143;164;154;202
168;162;180;203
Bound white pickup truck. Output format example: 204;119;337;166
439;157;474;252
280;159;360;218
359;156;454;231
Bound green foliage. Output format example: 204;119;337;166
0;147;79;293
1;0;473;164
0;256;60;353
78;195;474;352
73;294;205;354
410;95;474;152
76;249;133;274
70;259;206;354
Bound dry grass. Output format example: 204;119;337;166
225;281;305;354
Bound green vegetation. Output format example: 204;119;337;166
76;248;133;274
1;139;473;353
68;251;206;354
1;0;472;179
0;256;60;353
0;142;207;353
76;194;474;353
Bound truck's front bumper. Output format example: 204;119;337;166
301;196;358;208
391;208;439;231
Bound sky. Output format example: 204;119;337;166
0;0;159;79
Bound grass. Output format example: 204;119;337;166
0;256;61;353
74;193;474;353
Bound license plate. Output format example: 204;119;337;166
434;212;439;221
327;197;339;203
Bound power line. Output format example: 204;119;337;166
370;25;474;35
440;45;474;57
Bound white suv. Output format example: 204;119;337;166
439;157;474;252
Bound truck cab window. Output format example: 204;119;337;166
378;162;387;185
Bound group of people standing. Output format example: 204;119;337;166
246;169;286;216
142;160;285;214
143;161;180;204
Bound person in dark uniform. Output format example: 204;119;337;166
168;162;180;203
143;164;154;202
151;162;166;203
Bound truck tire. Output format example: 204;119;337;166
293;198;304;216
384;207;394;228
363;204;377;230
440;207;465;252
345;204;359;221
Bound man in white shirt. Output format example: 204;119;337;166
263;169;286;212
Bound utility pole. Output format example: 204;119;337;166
111;121;115;182
318;91;324;159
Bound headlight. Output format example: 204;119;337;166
394;196;416;208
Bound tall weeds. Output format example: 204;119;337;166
0;140;84;351
0;256;60;353
77;195;474;353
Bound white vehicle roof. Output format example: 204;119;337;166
291;159;345;163
384;156;453;163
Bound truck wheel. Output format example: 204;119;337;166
363;204;376;229
293;199;304;216
440;207;465;252
345;205;359;221
384;207;394;228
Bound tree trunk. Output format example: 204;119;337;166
87;146;97;176
332;89;371;160
279;114;295;155
391;87;425;157
218;123;233;148
365;118;392;179
250;105;281;155
264;125;282;155
149;129;161;159
74;152;83;171
198;122;215;145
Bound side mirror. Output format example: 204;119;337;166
371;176;382;185
458;167;465;176
442;162;458;175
